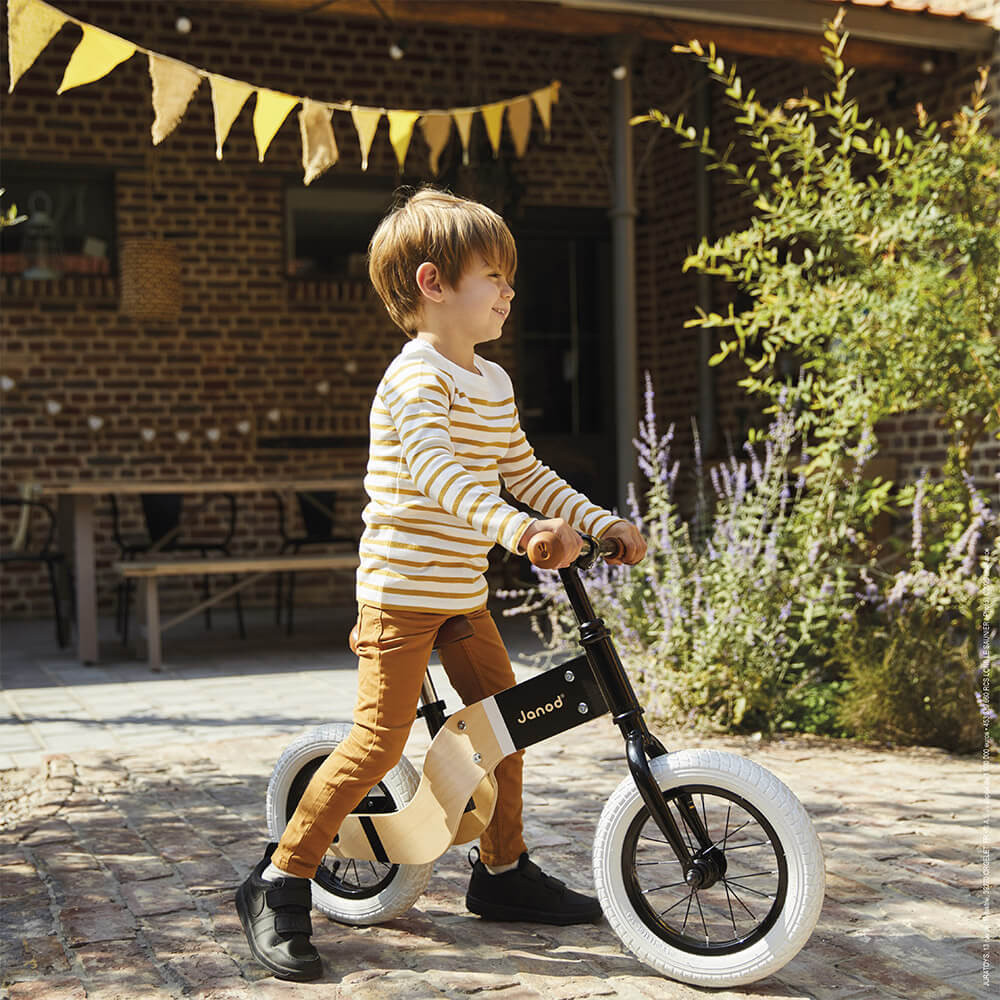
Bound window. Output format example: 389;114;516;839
512;209;615;508
513;211;612;436
285;180;397;279
0;162;116;277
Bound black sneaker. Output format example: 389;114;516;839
235;844;322;982
465;849;603;925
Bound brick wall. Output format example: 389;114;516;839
0;0;615;618
1;1;996;620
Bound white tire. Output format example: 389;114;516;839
266;723;434;925
593;748;825;987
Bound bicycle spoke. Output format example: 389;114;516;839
641;880;687;894
721;802;734;851
705;818;752;851
723;878;776;901
723;880;759;920
626;783;788;954
693;889;710;943
680;889;695;932
660;892;696;919
723;877;739;936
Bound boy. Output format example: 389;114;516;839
236;188;646;981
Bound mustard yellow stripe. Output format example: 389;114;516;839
567;497;589;526
360;551;475;569
366;485;426;499
495;508;520;542
463;394;514;408
397;409;448;430
516;466;553;503
542;483;576;517
410;448;450;484
449;417;511;434
389;360;452;387
363;537;481;559
385;371;450;402
504;446;534;466
452;403;512;421
367;514;490;539
434;468;467;500
374;567;481;584
366;522;493;548
451;434;507;449
360;581;487;600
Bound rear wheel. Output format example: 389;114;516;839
266;723;433;925
593;748;824;987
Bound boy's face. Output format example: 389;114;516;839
440;257;515;347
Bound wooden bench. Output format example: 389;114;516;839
115;553;360;668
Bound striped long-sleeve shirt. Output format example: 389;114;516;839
356;339;621;612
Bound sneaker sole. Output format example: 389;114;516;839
466;895;603;926
235;882;323;982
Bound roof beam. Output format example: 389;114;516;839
218;0;957;73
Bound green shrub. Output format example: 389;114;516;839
832;607;981;753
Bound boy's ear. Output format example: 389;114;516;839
415;261;445;302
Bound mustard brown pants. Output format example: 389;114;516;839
272;603;527;877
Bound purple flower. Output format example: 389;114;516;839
912;470;926;561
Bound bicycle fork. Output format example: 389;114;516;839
559;566;726;891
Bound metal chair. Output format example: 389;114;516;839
109;492;246;643
272;490;355;634
1;495;74;647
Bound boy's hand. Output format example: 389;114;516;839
603;521;646;565
518;518;583;569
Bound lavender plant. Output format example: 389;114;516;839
834;471;998;751
509;375;870;734
506;377;996;748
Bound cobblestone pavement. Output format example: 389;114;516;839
1;612;994;999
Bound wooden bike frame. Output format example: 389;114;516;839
328;537;721;890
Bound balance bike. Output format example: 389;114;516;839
266;532;825;988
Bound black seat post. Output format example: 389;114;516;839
416;671;447;737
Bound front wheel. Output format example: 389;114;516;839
266;723;434;925
593;748;825;987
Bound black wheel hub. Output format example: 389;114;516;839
684;846;727;890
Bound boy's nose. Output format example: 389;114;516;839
501;282;514;300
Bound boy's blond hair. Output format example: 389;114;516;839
368;187;517;336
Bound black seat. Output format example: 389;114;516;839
109;492;246;643
273;490;355;634
1;495;74;647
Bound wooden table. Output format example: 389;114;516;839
42;478;362;664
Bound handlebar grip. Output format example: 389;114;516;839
526;530;567;569
602;535;626;561
526;531;627;568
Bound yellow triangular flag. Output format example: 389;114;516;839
8;0;67;92
387;110;420;172
149;53;202;145
420;114;451;176
506;96;533;158
254;88;300;162
480;101;506;159
299;98;338;185
531;81;560;137
452;108;474;166
350;107;382;171
57;23;136;94
210;74;254;160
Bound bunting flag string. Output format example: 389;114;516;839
7;0;561;184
